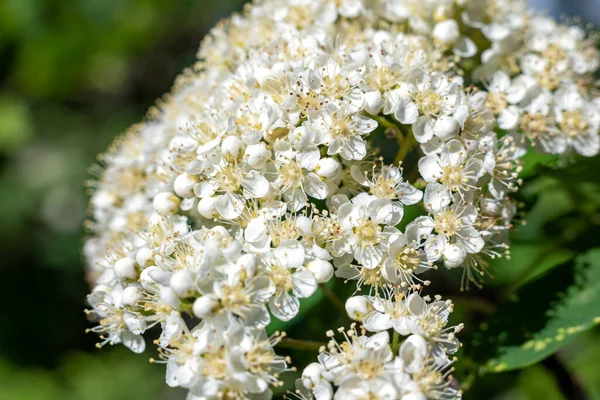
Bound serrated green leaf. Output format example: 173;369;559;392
481;248;600;372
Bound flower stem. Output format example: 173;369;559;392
391;330;401;354
394;126;417;165
320;283;346;315
278;338;325;351
369;114;403;138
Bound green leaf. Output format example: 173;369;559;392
565;331;600;399
518;150;559;180
508;365;566;400
513;178;575;241
489;243;575;287
478;248;600;373
0;95;34;153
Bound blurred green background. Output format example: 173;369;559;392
0;1;599;400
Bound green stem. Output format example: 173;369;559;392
394;126;417;165
320;283;347;315
367;113;418;165
369;114;403;138
278;338;325;351
391;330;401;354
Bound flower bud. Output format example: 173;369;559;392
136;247;153;267
315;158;340;180
221;136;244;159
153;192;180;214
345;296;370;321
114;257;137;281
363;90;383;114
433;19;460;44
301;362;324;389
91;190;116;209
193;296;219;318
307;259;334;283
173;173;199;198
169;270;195;297
122;285;143;307
197;196;218;219
443;244;467;269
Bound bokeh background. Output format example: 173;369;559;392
0;1;599;399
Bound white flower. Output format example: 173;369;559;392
418;139;484;194
407;71;468;143
313;104;378;160
264;241;318;321
516;90;565;154
273;140;329;211
227;327;289;394
553;85;600;157
333;193;397;268
418;183;485;262
334;378;397;400
485;71;527;130
397;335;462;399
86;287;146;353
362;292;462;363
352;165;422;225
201;270;274;328
84;0;600;397
381;223;430;285
318;329;393;385
198;158;270;219
432;19;478;58
483;134;523;199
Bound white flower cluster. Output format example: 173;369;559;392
84;0;599;399
291;291;461;400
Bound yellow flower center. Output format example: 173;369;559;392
395;247;421;272
369;175;397;199
202;347;228;379
215;165;243;192
434;209;461;236
270;264;294;295
280;162;303;187
560;110;588;138
440;164;467;191
415;91;442;115
355;219;382;246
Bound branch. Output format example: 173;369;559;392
320;283;346;315
278;338;325;351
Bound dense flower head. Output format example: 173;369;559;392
84;0;599;399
